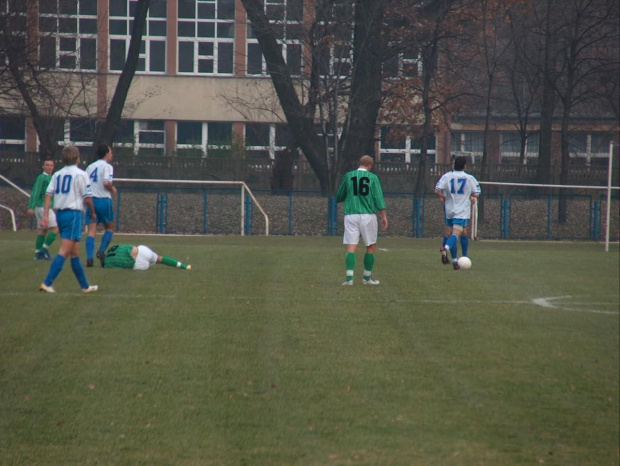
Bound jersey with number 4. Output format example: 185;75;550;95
86;159;114;199
45;165;93;211
435;170;480;219
336;168;386;215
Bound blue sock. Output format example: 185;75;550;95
44;255;66;286
71;257;89;289
86;236;95;260
99;230;113;253
460;235;469;257
445;234;459;260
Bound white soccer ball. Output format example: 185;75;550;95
457;256;472;269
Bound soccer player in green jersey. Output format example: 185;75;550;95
103;244;191;271
336;155;388;285
27;158;58;260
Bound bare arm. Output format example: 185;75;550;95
40;194;52;229
378;209;388;231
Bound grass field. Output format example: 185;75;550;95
1;232;618;465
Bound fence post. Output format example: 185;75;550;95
593;200;600;241
116;188;122;232
288;191;293;235
202;189;208;234
502;198;509;239
245;193;252;235
158;193;167;233
546;195;552;239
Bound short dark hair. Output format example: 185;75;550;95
97;144;110;159
454;156;467;171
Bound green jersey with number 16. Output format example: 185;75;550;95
336;168;386;215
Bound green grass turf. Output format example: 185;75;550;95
1;232;618;465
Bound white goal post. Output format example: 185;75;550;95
114;179;269;236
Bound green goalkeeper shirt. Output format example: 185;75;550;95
336;168;386;215
28;172;53;209
103;244;136;269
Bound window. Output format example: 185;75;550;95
246;0;304;76
177;0;235;75
500;132;539;162
245;123;289;159
70;118;97;147
314;2;354;78
451;131;483;160
176;121;233;156
38;0;98;70
109;0;167;73
0;117;26;152
379;126;436;163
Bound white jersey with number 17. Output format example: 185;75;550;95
435;170;481;219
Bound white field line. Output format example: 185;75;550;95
0;292;177;299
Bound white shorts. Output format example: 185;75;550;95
343;214;378;246
134;245;159;270
35;207;57;229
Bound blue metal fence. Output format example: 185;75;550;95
112;186;619;241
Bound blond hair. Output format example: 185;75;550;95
61;146;80;166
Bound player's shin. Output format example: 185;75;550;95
44;255;66;286
86;236;95;259
460;235;469;257
161;256;189;269
70;257;89;289
345;252;356;282
363;253;375;280
100;230;113;252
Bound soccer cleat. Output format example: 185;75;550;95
453;262;460;270
42;250;51;260
362;277;380;285
96;250;105;267
82;285;98;293
33;252;44;260
342;280;354;286
39;283;56;293
86;258;94;267
440;247;450;265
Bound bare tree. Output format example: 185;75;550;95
240;0;387;194
92;0;152;154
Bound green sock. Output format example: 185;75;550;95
44;231;57;248
363;253;375;279
35;235;45;253
345;252;356;281
161;256;189;269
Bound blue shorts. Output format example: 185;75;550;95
85;197;115;225
56;210;84;241
445;218;469;228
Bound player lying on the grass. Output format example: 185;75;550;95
102;244;191;271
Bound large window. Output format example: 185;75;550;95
176;121;233;156
451;131;484;162
247;0;304;76
39;0;98;70
0;117;26;152
500;131;539;163
245;123;291;159
109;0;167;73
177;0;235;75
379;126;436;163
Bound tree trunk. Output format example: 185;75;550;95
92;0;151;156
537;0;556;184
